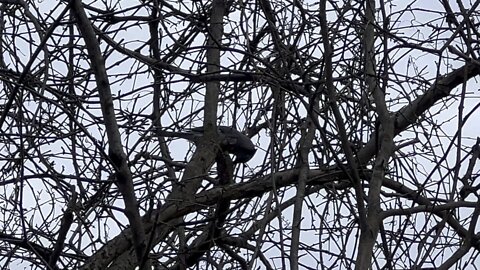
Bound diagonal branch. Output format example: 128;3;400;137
70;0;148;267
357;62;480;164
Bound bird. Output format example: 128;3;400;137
156;126;256;163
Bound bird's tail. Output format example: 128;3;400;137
154;129;196;140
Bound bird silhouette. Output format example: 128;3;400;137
157;126;256;163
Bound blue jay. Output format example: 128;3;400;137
157;126;256;163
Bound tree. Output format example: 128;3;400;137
0;0;479;269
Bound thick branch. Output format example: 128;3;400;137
357;62;480;164
70;1;148;267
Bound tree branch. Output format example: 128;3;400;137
70;1;148;267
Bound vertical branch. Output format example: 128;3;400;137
70;1;148;268
155;1;227;268
290;116;316;269
319;0;368;236
165;0;226;200
203;0;225;133
355;0;394;268
147;2;188;268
